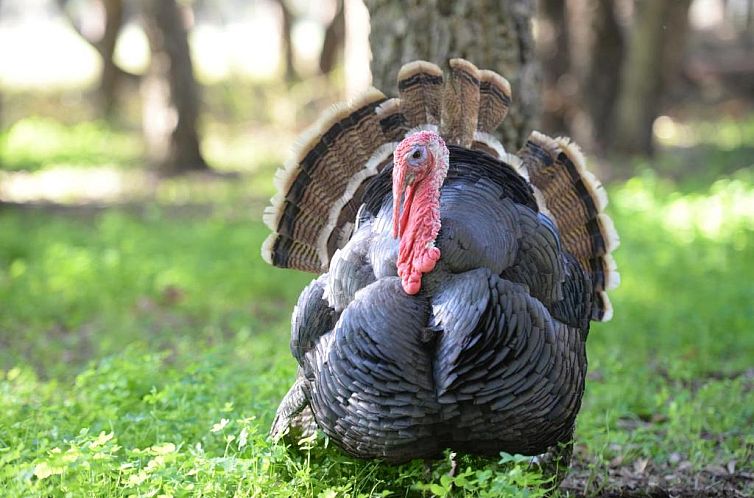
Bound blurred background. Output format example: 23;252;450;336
1;0;753;495
0;0;752;201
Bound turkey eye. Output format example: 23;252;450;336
407;147;426;166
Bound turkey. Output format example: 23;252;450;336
263;59;619;470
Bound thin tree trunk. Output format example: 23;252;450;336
613;0;683;156
538;0;570;135
661;0;692;102
365;0;540;151
274;0;297;81
57;0;135;117
584;0;624;152
320;0;345;74
99;0;124;117
140;0;208;176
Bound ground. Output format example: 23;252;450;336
0;101;753;496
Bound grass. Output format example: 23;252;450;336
1;101;753;495
1;169;753;496
0;213;555;496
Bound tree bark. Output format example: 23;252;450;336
538;0;570;135
365;0;540;151
320;0;345;74
583;0;624;152
57;0;135;117
612;0;662;157
661;0;692;102
99;0;124;117
274;0;297;81
140;0;209;176
613;0;688;156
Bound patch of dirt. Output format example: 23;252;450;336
562;455;753;497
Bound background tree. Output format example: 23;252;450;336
57;0;131;117
320;0;345;75
613;0;692;155
582;0;624;152
538;0;570;135
364;0;539;151
139;0;209;176
273;0;297;81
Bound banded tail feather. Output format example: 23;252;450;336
517;131;620;321
397;61;444;129
477;70;512;134
440;58;481;147
470;70;512;163
262;88;394;271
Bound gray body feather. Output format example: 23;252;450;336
271;149;591;464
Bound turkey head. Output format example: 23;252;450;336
392;130;449;295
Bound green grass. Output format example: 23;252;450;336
2;171;752;496
0;211;555;496
1;129;754;495
0;117;144;172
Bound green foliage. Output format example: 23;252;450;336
413;453;554;497
1;162;753;495
0;117;143;171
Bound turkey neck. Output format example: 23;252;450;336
396;173;444;295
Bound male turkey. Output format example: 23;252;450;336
263;59;619;469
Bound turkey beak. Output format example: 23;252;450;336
392;168;415;239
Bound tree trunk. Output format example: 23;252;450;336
320;0;345;74
99;0;124;117
274;0;297;81
613;0;687;156
661;0;692;103
365;0;539;151
584;0;624;152
57;0;135;117
538;0;570;135
140;0;208;176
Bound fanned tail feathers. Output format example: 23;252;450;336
441;58;481;146
262;89;394;272
397;61;443;129
516;132;620;321
262;59;619;323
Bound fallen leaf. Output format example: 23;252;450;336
705;464;728;476
634;458;649;475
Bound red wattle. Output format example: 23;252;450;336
396;181;441;295
398;185;415;238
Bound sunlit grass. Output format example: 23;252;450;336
0;117;143;172
1;164;753;495
0;103;753;495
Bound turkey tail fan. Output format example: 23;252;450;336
471;70;512;160
441;58;481;147
517;131;620;322
262;88;400;272
476;70;511;134
397;61;444;129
